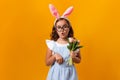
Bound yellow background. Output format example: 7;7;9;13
0;0;120;80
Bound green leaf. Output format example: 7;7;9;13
75;41;78;46
72;41;80;50
73;46;83;51
70;42;73;50
67;45;71;50
79;46;83;48
72;42;75;50
67;38;70;43
67;42;73;50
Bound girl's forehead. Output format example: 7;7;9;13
56;20;67;25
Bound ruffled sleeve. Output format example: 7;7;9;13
45;39;55;51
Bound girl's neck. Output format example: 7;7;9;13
58;38;67;41
57;38;68;44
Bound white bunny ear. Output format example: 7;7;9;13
49;4;60;19
62;6;74;18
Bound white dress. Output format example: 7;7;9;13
46;39;78;80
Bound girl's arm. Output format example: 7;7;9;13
72;51;81;63
45;48;56;66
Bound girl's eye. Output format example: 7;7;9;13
63;25;68;28
57;26;61;29
64;26;67;28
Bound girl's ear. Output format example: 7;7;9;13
49;4;60;19
62;6;74;18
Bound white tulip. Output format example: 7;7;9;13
74;49;80;54
68;37;74;43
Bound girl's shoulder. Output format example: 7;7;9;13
46;39;55;43
45;39;56;50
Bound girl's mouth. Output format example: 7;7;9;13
61;32;65;35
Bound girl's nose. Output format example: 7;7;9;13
61;29;64;32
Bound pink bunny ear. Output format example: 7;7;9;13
49;4;60;18
62;6;74;18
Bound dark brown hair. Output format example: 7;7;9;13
50;18;74;41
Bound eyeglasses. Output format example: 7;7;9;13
56;24;69;32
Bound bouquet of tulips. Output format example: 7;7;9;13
67;37;83;66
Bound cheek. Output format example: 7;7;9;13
57;31;61;36
65;30;70;35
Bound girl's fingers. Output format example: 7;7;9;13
59;58;62;64
55;54;64;64
56;58;63;64
59;59;62;64
60;59;63;64
75;53;77;56
70;53;77;58
57;60;61;64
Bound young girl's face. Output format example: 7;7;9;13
55;20;70;39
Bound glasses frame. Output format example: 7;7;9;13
55;24;69;32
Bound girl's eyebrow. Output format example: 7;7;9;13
57;24;68;27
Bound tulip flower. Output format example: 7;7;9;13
67;37;83;66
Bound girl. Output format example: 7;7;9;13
45;4;81;80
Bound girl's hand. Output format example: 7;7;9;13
54;53;64;64
70;51;77;58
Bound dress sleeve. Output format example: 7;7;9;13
45;39;55;51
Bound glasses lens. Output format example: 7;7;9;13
56;25;69;32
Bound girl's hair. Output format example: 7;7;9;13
50;18;74;41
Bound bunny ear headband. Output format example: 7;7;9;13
49;4;74;25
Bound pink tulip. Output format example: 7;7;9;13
68;37;75;43
74;49;80;54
